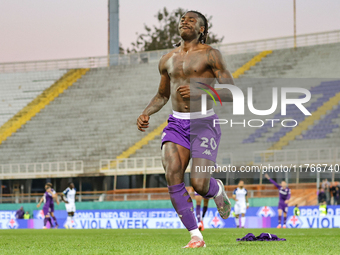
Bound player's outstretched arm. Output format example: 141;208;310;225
207;48;234;102
137;56;170;132
265;174;280;189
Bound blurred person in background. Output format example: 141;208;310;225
15;206;24;219
37;183;60;229
319;199;327;216
264;174;290;228
330;182;339;205
318;187;326;204
194;194;209;231
293;204;300;216
336;182;340;205
24;211;30;219
61;182;76;229
232;180;249;228
321;179;330;189
324;182;331;205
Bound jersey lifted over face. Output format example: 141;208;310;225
63;187;76;204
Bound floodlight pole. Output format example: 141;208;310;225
294;0;297;48
108;0;120;66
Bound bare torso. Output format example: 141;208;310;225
137;42;232;132
163;44;216;112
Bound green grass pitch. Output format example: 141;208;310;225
0;229;339;254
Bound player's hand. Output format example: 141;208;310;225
285;200;289;204
235;199;238;201
57;201;60;205
177;85;206;100
177;85;191;99
65;201;69;204
37;203;40;208
264;173;270;179
137;114;150;132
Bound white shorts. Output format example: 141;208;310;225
65;203;76;213
234;203;246;215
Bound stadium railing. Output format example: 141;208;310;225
1;183;315;203
0;161;84;179
99;155;233;189
99;155;233;174
100;157;181;175
253;147;340;185
253;147;340;166
1;30;339;73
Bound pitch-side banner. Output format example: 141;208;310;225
1;206;340;229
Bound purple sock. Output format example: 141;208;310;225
278;215;281;225
202;178;219;199
48;217;53;227
202;206;208;218
43;217;48;226
284;216;287;225
168;182;197;231
52;216;58;226
196;205;201;222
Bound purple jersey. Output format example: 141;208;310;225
43;188;56;207
16;209;25;219
269;179;291;203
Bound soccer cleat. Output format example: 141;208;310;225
277;224;281;228
182;236;206;248
43;226;47;229
198;221;204;231
64;224;69;229
283;225;287;229
213;179;231;219
54;224;59;229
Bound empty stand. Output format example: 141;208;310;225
0;51;260;173
1;42;340;175
0;70;67;127
134;43;340;166
0;69;89;146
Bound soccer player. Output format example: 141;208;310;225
137;10;234;248
37;183;60;229
61;182;76;229
232;180;249;228
265;174;290;228
195;194;209;231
